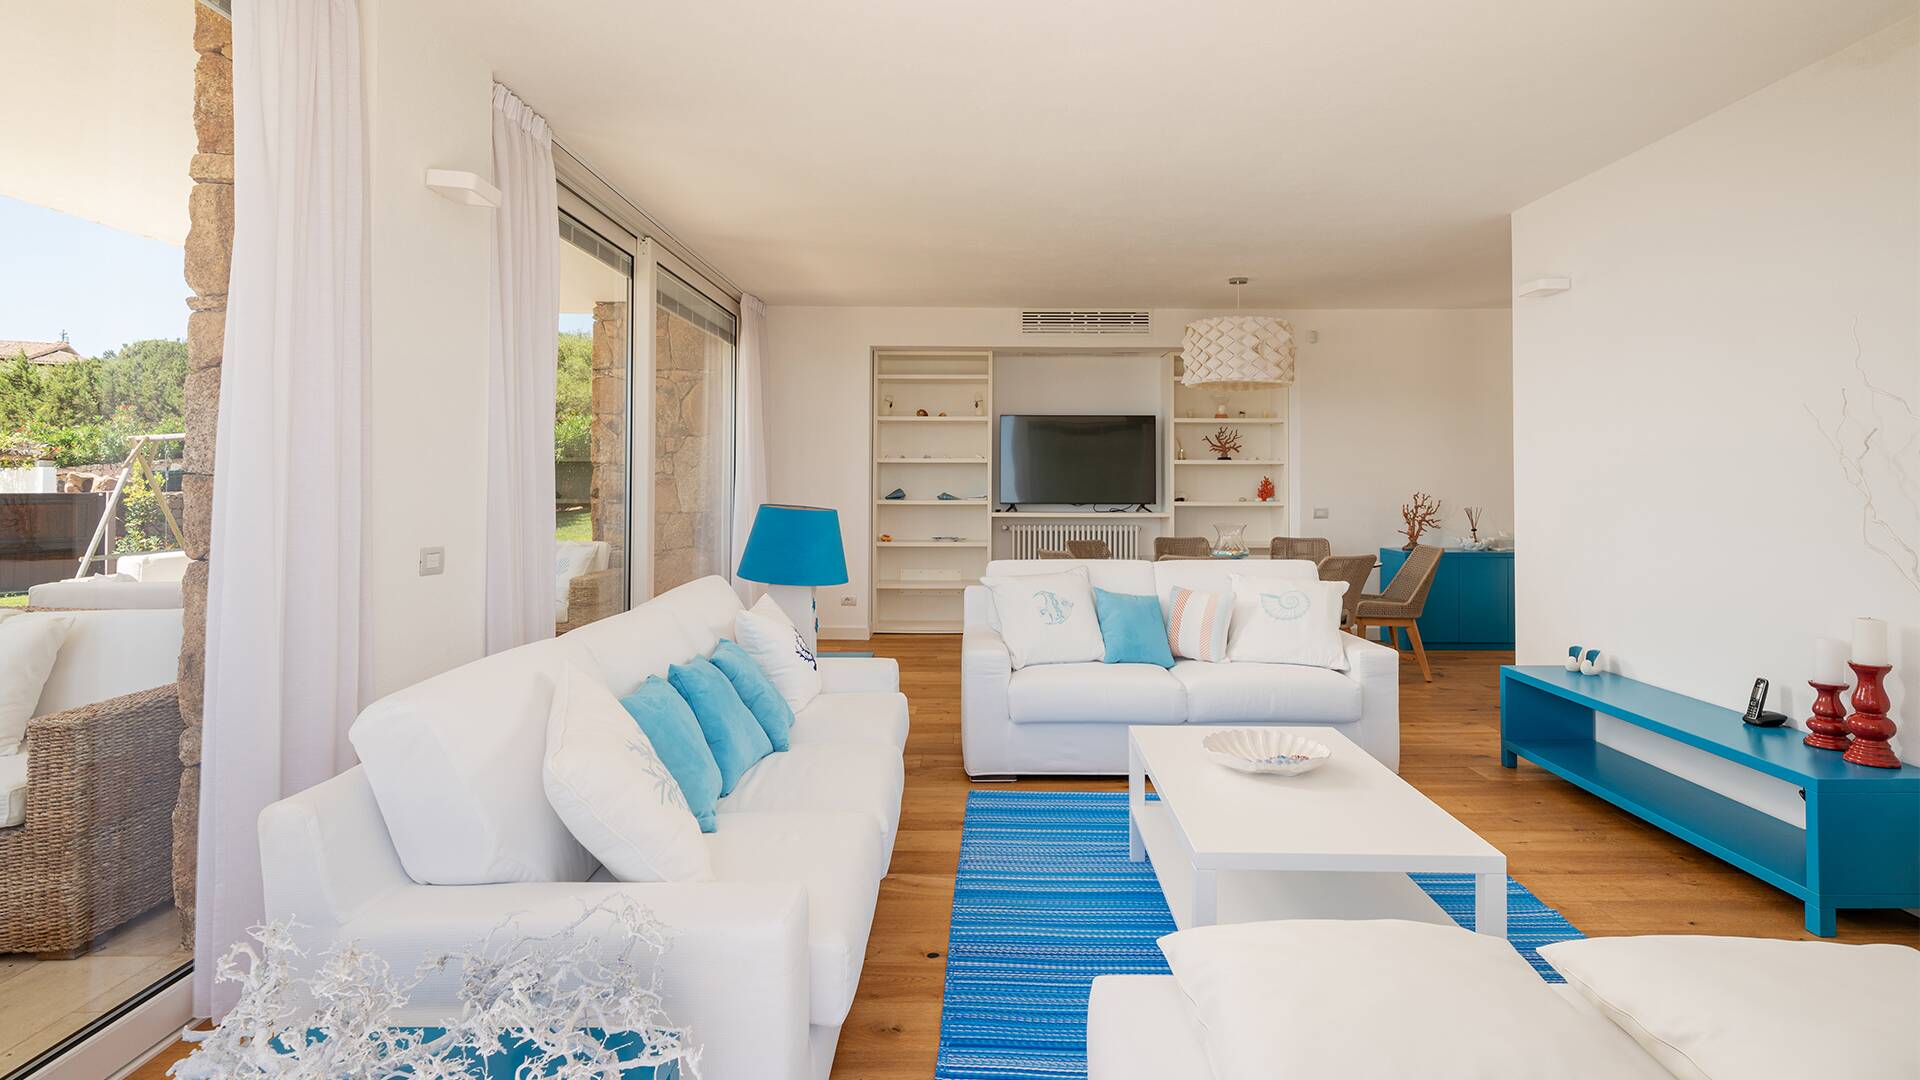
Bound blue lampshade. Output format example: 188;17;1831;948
737;504;848;587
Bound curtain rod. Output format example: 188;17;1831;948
551;138;744;303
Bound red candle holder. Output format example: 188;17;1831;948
1842;662;1900;769
1803;681;1851;751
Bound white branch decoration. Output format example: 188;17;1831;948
171;897;699;1079
1805;325;1920;593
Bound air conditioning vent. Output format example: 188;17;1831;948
1020;310;1151;335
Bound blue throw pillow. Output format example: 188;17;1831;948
617;676;723;831
1093;587;1176;668
668;656;774;795
709;639;794;751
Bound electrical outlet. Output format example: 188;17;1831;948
839;596;858;607
1313;507;1329;519
418;546;445;576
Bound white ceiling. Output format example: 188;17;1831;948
486;2;1910;308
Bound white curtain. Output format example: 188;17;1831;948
730;293;769;604
484;85;559;652
197;0;367;1018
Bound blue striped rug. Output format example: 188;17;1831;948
937;790;1582;1080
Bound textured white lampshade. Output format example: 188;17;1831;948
1180;315;1297;388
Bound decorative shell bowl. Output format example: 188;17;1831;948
1201;729;1332;777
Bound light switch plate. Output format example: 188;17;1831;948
1313;507;1330;519
418;546;445;576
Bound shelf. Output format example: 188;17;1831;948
878;499;989;506
1173;501;1285;509
875;374;989;383
991;511;1171;519
876;540;988;548
875;579;969;590
1174;417;1284;424
876;457;989;464
872;617;962;634
877;416;989;423
1174;459;1284;466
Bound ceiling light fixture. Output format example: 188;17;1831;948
1180;277;1296;389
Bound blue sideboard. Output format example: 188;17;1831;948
1501;666;1920;935
1377;547;1514;649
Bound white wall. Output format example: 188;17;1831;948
765;306;1513;636
1512;19;1919;819
361;0;496;698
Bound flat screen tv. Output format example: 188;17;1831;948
997;414;1157;507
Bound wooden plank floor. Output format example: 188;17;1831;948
131;639;1916;1079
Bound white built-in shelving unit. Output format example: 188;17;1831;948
1168;360;1293;550
871;350;993;632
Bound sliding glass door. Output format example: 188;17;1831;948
652;265;737;592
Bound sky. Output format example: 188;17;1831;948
0;195;189;357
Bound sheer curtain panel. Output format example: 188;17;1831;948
731;294;769;604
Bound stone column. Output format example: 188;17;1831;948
174;0;234;946
589;300;628;571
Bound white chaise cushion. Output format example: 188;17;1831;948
1224;574;1349;670
1008;663;1186;725
789;691;911;749
1160;919;1667;1080
350;638;596;885
1171;660;1362;724
734;594;822;712
1539;935;1920;1080
705;810;885;1027
543;664;712;883
34;608;183;717
980;566;1105;669
1;751;26;827
1;613;71;753
717;742;904;842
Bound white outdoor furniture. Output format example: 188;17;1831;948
259;575;909;1080
26;551;188;610
1128;724;1506;934
962;558;1400;777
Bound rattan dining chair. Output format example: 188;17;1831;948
1037;549;1072;559
1350;544;1444;681
1270;536;1332;562
1316;554;1376;632
1153;536;1212;560
1065;539;1114;559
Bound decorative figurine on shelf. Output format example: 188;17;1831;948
1204;426;1242;460
882;395;894;415
915;408;929;416
973;397;984;416
1214;401;1229;419
1464;505;1485;544
1399;491;1442;549
877;533;894;543
1176;443;1187;461
1564;645;1583;672
1256;475;1276;503
937;410;948;416
1579;648;1602;676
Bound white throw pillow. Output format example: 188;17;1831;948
554;543;596;604
542;663;712;883
1540;935;1920;1080
1224;574;1349;670
733;594;821;711
0;613;72;755
980;566;1105;670
1161;920;1668;1080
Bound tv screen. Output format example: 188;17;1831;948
998;415;1157;506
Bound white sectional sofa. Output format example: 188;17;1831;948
962;558;1399;777
258;576;908;1080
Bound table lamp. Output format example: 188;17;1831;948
736;504;848;651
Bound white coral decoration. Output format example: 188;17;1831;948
171;897;699;1079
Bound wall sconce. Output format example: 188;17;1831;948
1515;277;1572;298
425;169;500;208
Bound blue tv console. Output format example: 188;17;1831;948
1500;665;1920;936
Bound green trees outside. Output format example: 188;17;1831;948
0;339;188;467
555;330;592;461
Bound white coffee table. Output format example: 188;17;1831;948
1128;725;1507;936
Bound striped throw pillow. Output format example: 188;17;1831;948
1165;584;1231;662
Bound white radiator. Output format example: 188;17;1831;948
1005;522;1142;559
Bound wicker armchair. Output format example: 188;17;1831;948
1316;554;1376;630
1065;539;1113;559
1270;536;1332;562
1153;536;1212;560
1351;544;1444;682
0;684;183;956
556;566;624;635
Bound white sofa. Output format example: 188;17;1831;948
258;576;908;1080
962;559;1399;777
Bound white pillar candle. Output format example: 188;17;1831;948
1851;617;1890;668
1812;637;1849;685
